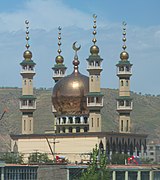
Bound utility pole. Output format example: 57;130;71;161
45;137;59;161
53;138;59;160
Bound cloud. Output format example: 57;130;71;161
0;0;160;95
0;0;94;32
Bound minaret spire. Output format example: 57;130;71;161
52;26;67;83
120;21;129;61
57;26;62;56
86;14;103;132
116;22;133;133
25;20;30;50
23;20;33;61
92;14;97;45
72;41;81;75
19;20;36;134
122;21;127;51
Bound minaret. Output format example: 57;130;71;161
19;20;36;134
86;15;103;132
116;22;133;133
52;26;67;83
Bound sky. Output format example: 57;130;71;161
0;0;160;95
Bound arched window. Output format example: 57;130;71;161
62;127;65;133
126;100;130;106
29;120;32;131
126;80;129;86
126;120;129;132
76;127;80;132
97;118;99;127
121;120;123;131
63;117;66;124
120;67;124;71
24;120;26;131
126;66;130;71
69;117;73;124
24;80;27;85
84;127;88;132
69;127;72;133
75;117;80;124
91;76;93;82
84;117;88;124
121;80;124;86
119;100;124;106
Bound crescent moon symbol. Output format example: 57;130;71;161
72;41;81;52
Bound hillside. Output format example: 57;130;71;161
0;87;160;151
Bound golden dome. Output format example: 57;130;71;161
120;51;129;61
90;45;99;55
55;55;64;64
52;71;89;115
23;50;32;60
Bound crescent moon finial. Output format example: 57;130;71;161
123;21;127;26
72;41;81;52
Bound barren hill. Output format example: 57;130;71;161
0;87;160;151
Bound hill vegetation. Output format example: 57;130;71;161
0;87;160;151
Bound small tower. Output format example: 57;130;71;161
19;20;36;134
116;22;133;133
52;26;67;83
86;15;103;132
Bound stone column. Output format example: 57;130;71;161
1;167;4;180
66;117;69;124
137;171;141;180
80;116;84;124
149;171;153;180
65;127;69;133
125;171;128;180
112;171;116;180
73;116;75;124
141;145;144;158
60;117;63;125
80;127;84;133
73;127;76;133
60;128;63;133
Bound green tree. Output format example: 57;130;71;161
28;152;52;164
80;145;110;180
111;153;129;165
0;152;24;164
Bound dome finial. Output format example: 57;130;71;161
55;26;64;64
25;20;30;50
90;14;99;55
23;20;32;60
122;21;127;51
72;42;81;74
57;26;62;55
92;14;97;45
120;21;129;61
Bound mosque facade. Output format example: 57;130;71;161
11;16;147;163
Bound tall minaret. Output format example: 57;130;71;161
116;22;133;133
86;15;103;132
52;26;67;83
19;20;36;134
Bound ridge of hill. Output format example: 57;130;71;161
0;87;160;151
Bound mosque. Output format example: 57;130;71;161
10;16;147;163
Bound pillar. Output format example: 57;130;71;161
112;171;116;180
